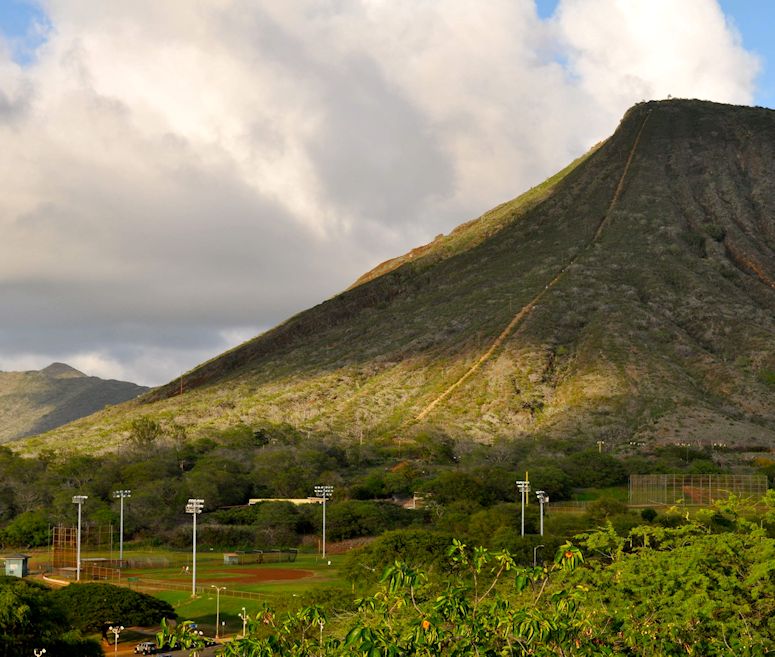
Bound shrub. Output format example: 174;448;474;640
51;583;175;634
341;529;455;583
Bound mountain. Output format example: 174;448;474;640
16;99;775;454
0;363;148;443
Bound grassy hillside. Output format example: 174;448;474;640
17;100;775;454
0;363;148;443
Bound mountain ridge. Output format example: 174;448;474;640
0;364;149;443
15;99;775;454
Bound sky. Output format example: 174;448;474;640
0;0;771;387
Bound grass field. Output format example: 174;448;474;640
68;548;350;637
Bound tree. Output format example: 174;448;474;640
573;507;775;655
419;471;494;505
0;509;49;548
341;529;456;584
562;450;627;487
51;583;175;634
0;577;101;657
127;416;163;448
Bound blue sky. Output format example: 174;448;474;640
718;0;775;107
0;0;49;65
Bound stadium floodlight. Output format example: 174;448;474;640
113;490;131;564
186;498;204;596
313;485;334;559
536;490;549;536
72;495;88;581
516;481;530;536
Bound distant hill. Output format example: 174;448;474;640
0;363;148;442
17;99;775;453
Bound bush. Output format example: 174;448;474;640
488;531;566;566
640;508;657;522
563;451;627;488
585;498;630;522
51;583;175;634
0;510;49;547
325;500;416;541
0;577;102;657
419;471;496;505
341;529;455;583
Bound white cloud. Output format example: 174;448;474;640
0;0;760;385
555;0;758;107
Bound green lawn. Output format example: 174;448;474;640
69;549;352;637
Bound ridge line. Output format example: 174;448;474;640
413;110;652;424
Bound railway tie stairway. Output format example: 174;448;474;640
413;110;652;423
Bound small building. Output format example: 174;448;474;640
4;554;30;578
223;552;240;565
248;497;323;506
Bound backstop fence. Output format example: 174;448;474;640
628;474;768;506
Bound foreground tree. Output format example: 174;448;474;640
52;582;175;635
0;577;101;657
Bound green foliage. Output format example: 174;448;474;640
640;507;657;522
419;470;497;505
562;451;627;488
51;582;175;634
574;519;775;655
758;369;775;387
341;529;456;583
0;577;101;657
515;463;572;500
156;496;775;655
0;509;49;547
157;617;212;654
326;500;416;541
127;416;163;448
705;223;726;241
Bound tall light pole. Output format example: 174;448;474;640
239;607;248;638
516;481;530;536
108;625;124;656
211;585;226;638
113;489;131;565
72;495;88;581
313;485;334;559
34;649;47;657
536;490;549;536
186;498;204;596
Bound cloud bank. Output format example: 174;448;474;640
0;0;759;385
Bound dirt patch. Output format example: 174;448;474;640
202;567;314;584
